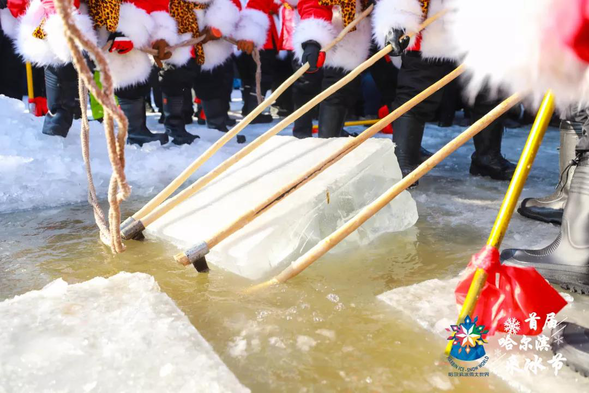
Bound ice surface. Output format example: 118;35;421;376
0;272;248;393
378;279;589;393
0;95;251;213
147;136;418;280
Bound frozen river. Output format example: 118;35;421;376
1;95;587;391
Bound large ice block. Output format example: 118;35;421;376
0;272;249;393
378;279;589;392
147;136;418;280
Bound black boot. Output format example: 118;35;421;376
119;97;169;147
183;88;194;125
243;87;272;124
501;153;589;294
163;95;199;145
418;147;434;163
552;322;589;377
392;115;425;184
42;64;79;137
470;123;516;180
518;120;581;225
317;103;346;138
202;98;230;132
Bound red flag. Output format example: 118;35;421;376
455;245;568;336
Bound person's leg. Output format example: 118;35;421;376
273;51;294;116
317;66;361;138
469;91;516;180
391;53;453;181
116;82;169;146
42;63;79;137
291;57;323;139
518;115;582;224
194;60;234;132
159;61;199;145
501;115;589;294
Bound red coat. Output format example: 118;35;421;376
7;0;29;17
243;0;295;50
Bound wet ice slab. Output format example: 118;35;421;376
0;272;248;393
378;278;589;393
147;136;418;281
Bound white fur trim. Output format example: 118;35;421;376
44;13;97;65
448;0;589;108
0;9;19;40
293;18;336;63
234;8;270;48
204;0;240;37
202;39;233;70
372;0;422;49
16;0;58;65
117;3;154;48
324;12;371;71
419;0;456;60
166;32;194;67
105;48;152;89
150;11;180;46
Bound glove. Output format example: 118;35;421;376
28;96;48;117
301;40;325;73
108;32;134;55
201;27;222;44
151;39;172;68
385;28;410;57
237;40;254;55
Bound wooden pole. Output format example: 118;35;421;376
121;6;375;235
444;91;555;356
174;66;465;266
247;93;523;292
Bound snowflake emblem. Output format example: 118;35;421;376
504;318;521;335
553;334;565;347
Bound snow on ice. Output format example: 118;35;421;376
0;272;248;393
146;136;418;281
0;95;251;213
377;278;589;393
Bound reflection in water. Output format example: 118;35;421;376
0;199;505;392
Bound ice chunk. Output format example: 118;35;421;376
147;136;418;280
378;278;589;392
0;272;248;393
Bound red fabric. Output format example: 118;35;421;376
145;0;170;13
298;0;332;23
378;105;392;134
556;0;589;63
245;0;296;51
455;245;568;336
29;97;48;117
126;0;166;14
7;0;29;18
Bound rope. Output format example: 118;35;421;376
54;0;130;253
251;48;263;105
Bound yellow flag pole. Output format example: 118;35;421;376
444;90;556;356
25;62;35;113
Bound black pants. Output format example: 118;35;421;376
115;82;150;100
291;62;361;138
159;58;233;100
392;52;455;121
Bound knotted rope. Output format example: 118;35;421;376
54;0;130;253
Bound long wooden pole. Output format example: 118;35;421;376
121;5;375;236
444;91;555;356
174;66;465;266
247;93;523;292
